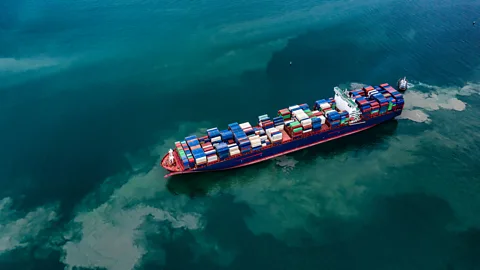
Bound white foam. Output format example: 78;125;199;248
398;82;480;123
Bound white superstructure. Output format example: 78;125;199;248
333;87;362;123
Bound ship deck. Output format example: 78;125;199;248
161;121;334;174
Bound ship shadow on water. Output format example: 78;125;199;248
166;120;399;197
288;118;400;163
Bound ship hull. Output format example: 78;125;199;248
163;110;401;178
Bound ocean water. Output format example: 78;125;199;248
1;0;480;269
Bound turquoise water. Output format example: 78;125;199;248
1;0;480;269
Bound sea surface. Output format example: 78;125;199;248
1;0;480;269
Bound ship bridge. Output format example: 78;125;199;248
334;87;361;123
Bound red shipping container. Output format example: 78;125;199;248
380;83;389;87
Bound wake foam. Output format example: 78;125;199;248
350;81;480;123
398;82;480;123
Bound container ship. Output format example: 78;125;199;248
161;82;406;178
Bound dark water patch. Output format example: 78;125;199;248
288;119;401;164
165;161;272;197
137;192;480;270
0;247;66;270
0;55;270;213
266;3;480;91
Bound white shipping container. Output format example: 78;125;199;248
262;143;266;147
319;115;326;124
276;124;284;130
239;122;252;129
289;105;300;111
301;119;312;125
320;103;331;110
284;120;294;125
303;129;312;133
211;136;221;142
229;149;240;156
207;155;218;162
228;143;237;148
260;135;268;141
250;139;261;145
272;134;283;139
266;127;279;135
195;156;207;165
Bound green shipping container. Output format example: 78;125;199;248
293;127;303;133
388;104;393;110
290;121;301;127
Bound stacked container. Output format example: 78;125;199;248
363;85;376;96
258;114;274;129
253;127;266;136
292;109;309;122
198;135;209;144
355;96;371;117
350;89;365;97
228;143;240;156
301;118;312;132
315;99;331;111
278;109;291;120
229;122;251;154
260;134;271;147
181;141;195;168
249;134;262;151
339;111;350;126
201;141;218;164
371;93;389;114
369;101;380;117
174;141;190;169
220;129;233;142
240;122;255;136
311;110;323;117
381;84;405;110
299;103;309;110
304;109;313;117
266;127;283;143
286;121;303;138
214;142;229;160
273;116;285;130
207;128;222;144
186;135;207;166
325;110;340;127
311;117;322;131
328;98;337;110
288;105;303;113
